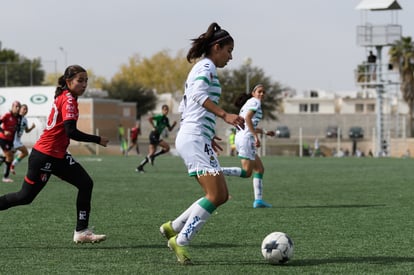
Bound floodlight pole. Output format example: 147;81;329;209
355;0;402;157
375;45;386;157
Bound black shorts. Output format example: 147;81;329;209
149;130;162;145
0;138;13;152
26;148;92;186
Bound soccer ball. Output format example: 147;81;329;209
261;232;294;264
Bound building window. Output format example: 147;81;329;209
310;104;319;113
299;104;308;112
367;104;375;112
310;90;318;98
355;104;364;113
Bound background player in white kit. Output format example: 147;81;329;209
11;104;36;174
221;84;275;208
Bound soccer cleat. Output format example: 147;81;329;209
253;199;272;208
160;221;177;240
10;165;15;175
2;177;14;183
73;228;107;244
168;236;192;265
135;166;145;173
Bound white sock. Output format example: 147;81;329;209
253;173;263;200
12;158;19;166
176;197;216;246
171;198;202;233
221;167;248;177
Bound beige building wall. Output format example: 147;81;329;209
77;98;136;143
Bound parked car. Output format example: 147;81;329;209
349;126;364;139
275;126;290;138
325;126;341;138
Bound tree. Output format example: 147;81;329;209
42;72;59;86
117;50;192;94
43;68;108;89
104;79;157;119
389;36;414;136
219;64;283;120
0;48;44;87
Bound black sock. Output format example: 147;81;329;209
139;156;149;167
3;161;11;178
153;149;166;158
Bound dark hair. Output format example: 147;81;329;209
234;84;265;109
186;22;233;63
234;93;252;109
55;65;87;98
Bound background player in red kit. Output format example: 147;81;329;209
0;100;21;183
0;65;109;243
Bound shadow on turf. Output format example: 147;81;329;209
290;256;414;266
190;256;414;267
286;204;386;209
0;242;246;250
0;244;168;250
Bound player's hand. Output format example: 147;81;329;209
99;136;109;147
223;113;245;130
212;136;223;153
266;130;275;137
255;136;261;148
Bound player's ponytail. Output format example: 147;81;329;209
187;22;233;63
234;93;251;109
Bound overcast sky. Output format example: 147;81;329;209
1;0;413;93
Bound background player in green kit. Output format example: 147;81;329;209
136;104;177;173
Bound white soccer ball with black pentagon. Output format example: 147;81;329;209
261;232;294;264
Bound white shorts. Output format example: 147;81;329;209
235;134;256;160
175;131;221;177
13;138;24;150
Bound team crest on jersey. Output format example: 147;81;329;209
209;156;218;168
40;173;48;182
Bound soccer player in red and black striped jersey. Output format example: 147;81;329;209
0;100;21;183
0;65;109;243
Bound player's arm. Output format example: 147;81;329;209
202;98;244;130
168;120;177;131
25;123;36;133
64;120;108;146
256;127;275;137
148;115;156;131
245;111;260;147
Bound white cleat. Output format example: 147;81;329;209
73;228;106;244
2;177;14;183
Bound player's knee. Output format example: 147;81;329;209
216;193;229;206
77;175;94;191
84;178;94;190
15;191;36;206
244;170;253;178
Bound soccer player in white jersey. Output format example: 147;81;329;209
159;22;245;265
221;84;275;208
11;104;36;174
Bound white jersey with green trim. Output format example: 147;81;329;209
178;58;221;140
237;97;262;138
